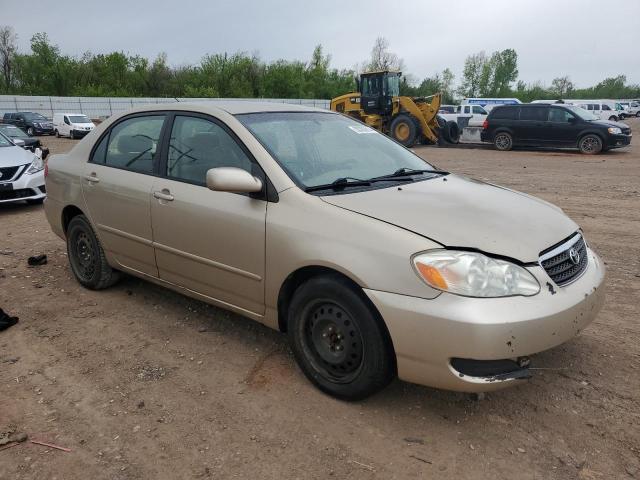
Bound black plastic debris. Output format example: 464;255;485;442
0;309;19;332
27;254;47;266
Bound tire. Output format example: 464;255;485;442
69;131;75;140
608;116;618;122
27;127;35;136
66;215;120;290
443;121;460;144
390;114;418;147
636;111;640;118
578;134;603;155
494;131;513;151
287;275;395;400
26;198;44;205
55;129;60;138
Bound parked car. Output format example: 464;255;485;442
2;112;54;136
0;132;47;205
0;124;43;152
619;101;640;119
481;104;632;154
44;102;605;399
569;100;625;121
53;113;96;139
440;104;488;127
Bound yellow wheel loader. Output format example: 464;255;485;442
330;71;459;147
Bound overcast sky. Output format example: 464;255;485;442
3;0;639;88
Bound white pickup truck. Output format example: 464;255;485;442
439;104;489;127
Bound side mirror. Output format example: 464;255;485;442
206;167;263;194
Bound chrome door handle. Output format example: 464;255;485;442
84;174;100;183
153;190;174;201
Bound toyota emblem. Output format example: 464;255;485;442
569;247;580;265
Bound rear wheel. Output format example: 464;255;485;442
578;134;603;154
66;215;120;289
390;114;418;147
288;275;395;400
494;132;513;151
443;121;460;144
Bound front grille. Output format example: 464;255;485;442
540;234;588;286
0;165;20;181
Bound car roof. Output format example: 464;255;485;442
119;100;329;116
56;112;87;116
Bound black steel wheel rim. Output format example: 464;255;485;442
301;301;364;383
70;228;97;282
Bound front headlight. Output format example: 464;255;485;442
412;250;540;298
26;155;44;174
608;127;622;134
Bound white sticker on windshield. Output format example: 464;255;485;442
348;125;376;134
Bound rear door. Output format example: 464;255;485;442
150;113;267;316
515;106;549;144
81;113;167;277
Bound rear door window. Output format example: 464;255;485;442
520;107;549;121
548;108;574;123
101;115;166;174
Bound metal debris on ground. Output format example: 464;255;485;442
0;309;19;332
27;254;48;266
30;439;72;452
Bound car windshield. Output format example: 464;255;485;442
565;105;599;121
0;126;28;138
237;112;435;189
23;113;47;121
0;132;13;147
69;115;91;123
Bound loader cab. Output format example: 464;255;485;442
359;71;401;116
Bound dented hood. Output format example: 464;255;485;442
321;175;578;263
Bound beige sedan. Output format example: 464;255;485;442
44;102;605;400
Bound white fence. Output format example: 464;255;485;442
0;95;330;119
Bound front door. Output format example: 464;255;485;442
545;107;582;146
81;113;167;277
150;113;267;316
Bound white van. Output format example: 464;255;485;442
53;113;95;139
566;100;624;121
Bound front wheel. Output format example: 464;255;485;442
608;115;618;121
288;275;395;400
494;132;513;151
578;134;603;154
636;111;640;118
55;129;60;138
27;127;35;136
67;215;120;289
390;114;418;147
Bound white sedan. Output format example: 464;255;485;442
0;132;47;205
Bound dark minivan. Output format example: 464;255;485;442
481;104;632;154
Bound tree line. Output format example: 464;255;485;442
1;27;638;103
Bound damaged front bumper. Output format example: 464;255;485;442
364;248;606;392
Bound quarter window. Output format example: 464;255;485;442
167;115;253;184
491;107;518;120
103;115;165;174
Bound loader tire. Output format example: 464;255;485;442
390;114;418;147
443;121;460;144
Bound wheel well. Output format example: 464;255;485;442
61;205;84;235
578;131;605;143
276;265;397;372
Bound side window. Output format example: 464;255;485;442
491;107;518;120
464;106;471;114
167;115;253;185
520;107;549;121
602;104;611;111
104;115;165;174
472;106;486;114
548;108;573;123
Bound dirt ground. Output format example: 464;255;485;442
1;120;639;480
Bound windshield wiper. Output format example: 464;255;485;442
304;177;372;193
369;167;449;180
